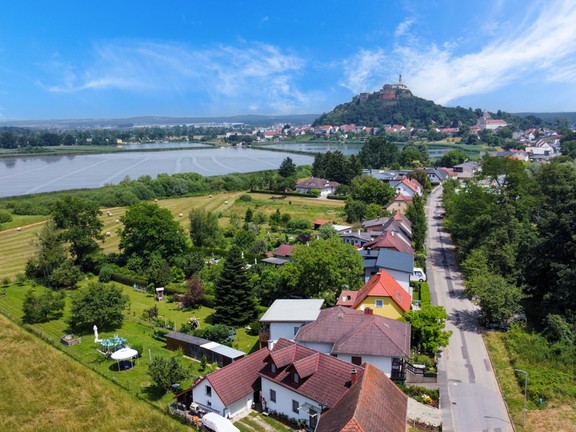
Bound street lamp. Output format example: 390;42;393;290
515;369;528;426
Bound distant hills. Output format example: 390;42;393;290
0;114;320;129
313;81;576;129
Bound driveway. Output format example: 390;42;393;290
426;186;514;432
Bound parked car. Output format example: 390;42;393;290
410;268;427;282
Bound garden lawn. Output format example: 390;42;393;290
0;278;258;410
0;313;189;432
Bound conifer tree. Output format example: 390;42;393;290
213;245;257;326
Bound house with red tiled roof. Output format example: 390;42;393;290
189;344;271;419
336;271;411;319
384;193;413;214
261;244;295;266
315;363;408;432
362;230;413;255
390;177;422;197
294;306;410;379
260;339;366;430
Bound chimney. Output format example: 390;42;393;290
351;368;358;385
364;307;373;315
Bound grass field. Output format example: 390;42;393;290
0;313;189;432
0;191;346;281
484;331;576;431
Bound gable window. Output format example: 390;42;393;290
351;356;362;366
270;389;276;403
293;372;299;384
270;363;276;374
292;400;299;414
205;385;212;397
375;299;384;308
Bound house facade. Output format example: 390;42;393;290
294;306;410;378
337;271;411;320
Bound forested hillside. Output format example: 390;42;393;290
313;92;478;129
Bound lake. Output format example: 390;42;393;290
0;147;314;198
264;142;470;158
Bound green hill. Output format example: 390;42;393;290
313;85;478;129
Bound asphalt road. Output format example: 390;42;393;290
426;186;514;432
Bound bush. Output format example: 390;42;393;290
131;343;143;358
98;265;114;282
246;319;261;336
238;194;252;202
0;209;13;223
153;327;170;340
309;188;321;197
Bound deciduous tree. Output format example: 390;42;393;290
68;282;128;332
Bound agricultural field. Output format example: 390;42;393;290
0;191;347;280
0;313;189;432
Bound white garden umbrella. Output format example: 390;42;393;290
93;325;99;343
111;347;138;370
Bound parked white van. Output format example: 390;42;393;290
411;268;427;282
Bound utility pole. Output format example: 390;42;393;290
515;369;528;426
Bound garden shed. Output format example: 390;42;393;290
166;332;245;366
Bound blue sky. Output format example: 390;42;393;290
1;0;576;120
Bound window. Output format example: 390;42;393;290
351;356;362;366
292;400;299;414
293;372;299;384
270;389;276;403
294;326;300;336
375;299;384;308
207;401;211;407
270;363;276;373
205;385;212;397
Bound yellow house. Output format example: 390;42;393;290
385;193;413;214
337;270;411;319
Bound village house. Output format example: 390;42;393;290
294;306;411;379
385;193;413;214
181;338;408;431
259;299;324;348
337;271;412;320
295;177;340;196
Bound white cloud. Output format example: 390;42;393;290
394;17;415;38
341;0;576;106
339;49;388;94
39;41;310;114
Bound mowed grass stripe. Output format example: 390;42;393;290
0;191;344;280
0;314;188;432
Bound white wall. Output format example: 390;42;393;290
192;378;252;419
336;354;393;377
192;378;226;416
261;377;322;427
270;322;305;342
297;341;333;354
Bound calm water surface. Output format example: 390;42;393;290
0;147;314;198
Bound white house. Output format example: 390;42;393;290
295;177;340;196
259;299;324;348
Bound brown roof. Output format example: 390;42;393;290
296;177;340;190
197;346;270;407
316;363;408;432
337;271;411;313
262;338;364;409
274;244;295;257
363;231;413;254
389;193;413;204
295;307;410;358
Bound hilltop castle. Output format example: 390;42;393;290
358;75;413;103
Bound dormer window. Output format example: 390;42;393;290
293;372;299;384
271;363;276;374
